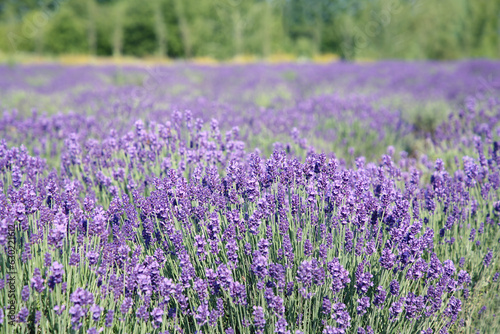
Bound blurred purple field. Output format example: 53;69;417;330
0;60;500;333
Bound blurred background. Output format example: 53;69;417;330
0;0;499;62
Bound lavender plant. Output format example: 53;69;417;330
0;62;499;333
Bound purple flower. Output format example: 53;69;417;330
69;305;85;325
304;239;313;257
443;260;456;277
244;242;253;256
444;296;462;321
31;268;45;293
328;258;350;294
252;254;268;280
90;304;103;321
206;269;220;295
137;274;153;295
121;297;133;314
11;165;22;188
195;302;209;325
17;307;29;323
253;306;266;332
21;243;33;263
21;285;30;302
407;257;428;280
357;296;370;315
229;281;247;306
469;228;476;242
322;296;332;315
373;286;387;308
70;287;93;306
44;252;52;267
323;326;343;334
427;254;444;281
207;212;221;239
389;300;403;321
296;260;313;287
405;292;425;319
54;305;66;315
269;263;286;288
379;247;396;270
344;228;354;253
194;235;207;261
151;307;164;327
217;264;234;288
274;317;290;334
483;250;493;267
226;238;239;266
105;310;114;327
35;310;41;324
312;259;326;286
87;251;99;265
479;222;484;234
136;305;149;322
286;282;294;296
463;288;469;300
283;235;294;264
356;271;373;295
258;238;270;258
355;240;364;256
48;261;64;289
48;215;67;248
69;251;80;266
194;278;209;301
426;285;444;316
458;270;471;285
212;298;225;325
332;302;351;329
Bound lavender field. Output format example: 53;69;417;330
1;60;500;334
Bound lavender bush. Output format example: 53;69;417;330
0;61;499;333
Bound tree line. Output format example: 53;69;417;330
1;0;499;60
